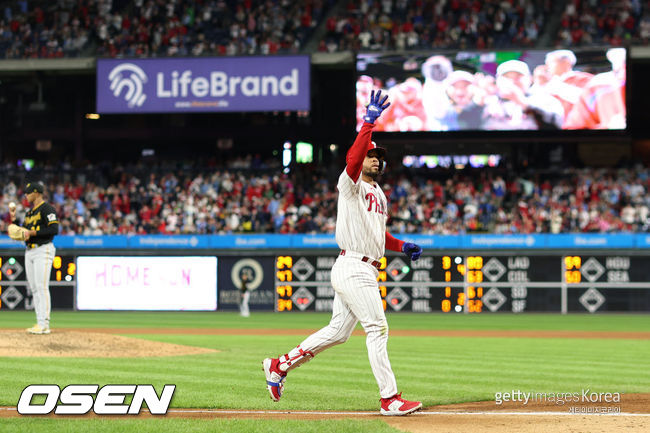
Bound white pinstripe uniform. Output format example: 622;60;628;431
278;139;399;399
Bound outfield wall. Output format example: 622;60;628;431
1;234;649;314
2;233;650;250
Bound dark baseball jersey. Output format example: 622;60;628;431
23;202;59;245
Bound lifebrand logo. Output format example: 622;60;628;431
108;63;148;108
107;62;301;109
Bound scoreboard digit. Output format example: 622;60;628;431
464;255;562;313
276;256;294;311
465;255;484;313
274;254;650;313
563;255;650;312
275;254;467;313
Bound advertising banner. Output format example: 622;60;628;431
54;235;129;249
291;234;337;248
97;56;310;113
208;234;288;249
0;237;23;249
76;256;217;310
462;234;542;249
130;235;209;249
4;234;650;253
545;234;636;249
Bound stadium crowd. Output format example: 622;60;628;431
95;0;332;58
0;5;645;238
0;0;332;59
556;0;644;47
1;157;649;236
0;0;95;58
4;0;650;59
321;0;551;53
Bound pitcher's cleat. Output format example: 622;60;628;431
262;357;286;402
380;393;422;416
27;324;51;335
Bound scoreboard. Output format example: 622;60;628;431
0;254;76;310
2;250;649;313
275;254;650;313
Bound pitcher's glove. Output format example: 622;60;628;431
8;224;28;241
402;242;422;261
363;90;390;124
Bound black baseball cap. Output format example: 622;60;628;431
25;181;45;194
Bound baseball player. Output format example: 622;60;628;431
542;49;593;121
564;48;626;130
440;70;484;130
263;90;423;416
9;181;59;334
421;55;453;131
239;274;250;318
482;60;564;130
380;78;426;132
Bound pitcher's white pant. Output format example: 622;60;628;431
288;253;398;398
25;243;55;329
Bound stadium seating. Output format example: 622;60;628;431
555;0;642;47
1;0;333;59
320;0;552;52
1;0;93;58
1;158;648;235
4;0;650;59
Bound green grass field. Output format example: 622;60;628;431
1;311;649;432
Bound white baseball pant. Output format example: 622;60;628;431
285;252;398;398
25;243;55;329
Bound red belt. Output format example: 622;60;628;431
340;250;381;270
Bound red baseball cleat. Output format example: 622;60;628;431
262;358;287;402
380;392;422;416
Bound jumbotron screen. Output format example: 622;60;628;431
356;48;626;132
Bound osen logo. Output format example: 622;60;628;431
108;63;148;108
17;384;175;415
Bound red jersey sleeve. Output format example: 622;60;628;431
345;122;375;182
385;231;404;252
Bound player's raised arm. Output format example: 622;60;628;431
386;231;422;261
346;90;390;181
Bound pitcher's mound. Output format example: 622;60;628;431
0;330;218;357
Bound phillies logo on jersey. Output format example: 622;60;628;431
365;192;385;214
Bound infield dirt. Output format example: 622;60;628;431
0;330;217;357
1;396;648;433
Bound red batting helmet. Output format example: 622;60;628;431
367;141;387;173
367;141;386;159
